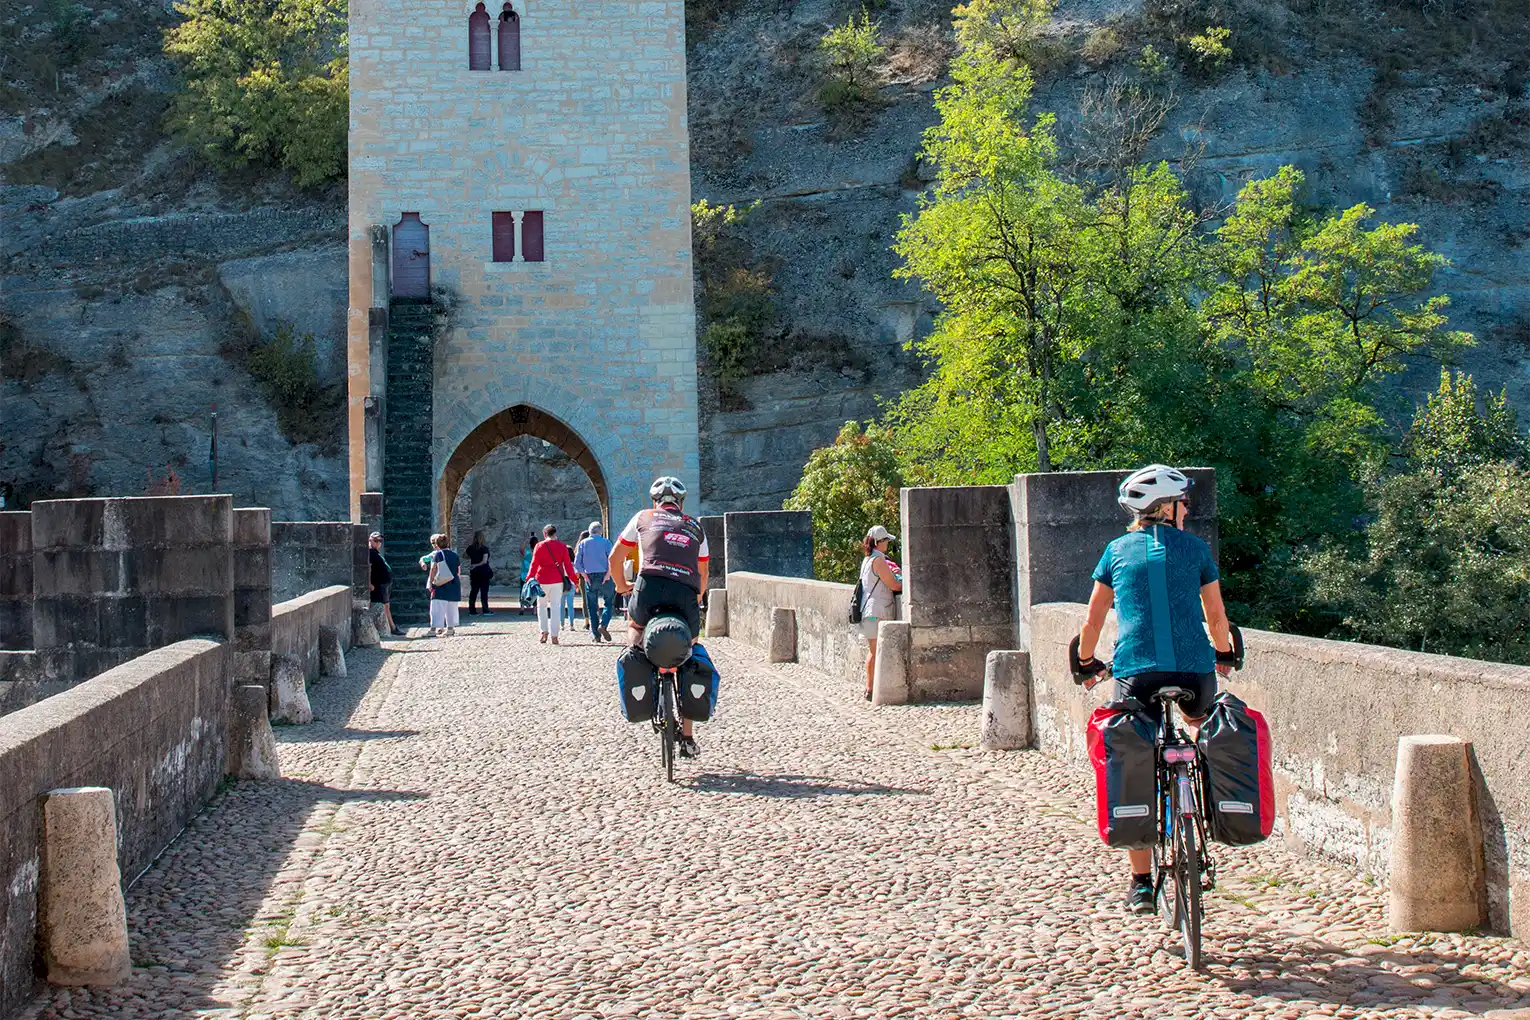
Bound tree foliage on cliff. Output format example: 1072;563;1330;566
164;0;348;188
784;422;904;583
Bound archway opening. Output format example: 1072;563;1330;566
440;405;609;586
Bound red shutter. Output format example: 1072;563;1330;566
492;211;515;262
469;6;491;70
522;211;544;262
498;9;521;70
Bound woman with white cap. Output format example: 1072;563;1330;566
859;524;903;700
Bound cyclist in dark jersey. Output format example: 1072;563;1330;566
609;476;711;756
1074;465;1236;915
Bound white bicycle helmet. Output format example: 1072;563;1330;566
1117;464;1191;513
649;476;687;507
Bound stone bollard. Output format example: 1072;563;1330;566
1389;734;1487;933
980;650;1032;750
269;653;313;725
768;607;796;663
38;787;132;986
352;604;380;648
705;589;729;638
318;625;348;679
871;620;911;706
228;685;281;780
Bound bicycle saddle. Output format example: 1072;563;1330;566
1154;686;1192;703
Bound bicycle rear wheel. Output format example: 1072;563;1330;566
660;677;677;783
1173;783;1204;970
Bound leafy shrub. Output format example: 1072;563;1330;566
0;315;76;388
690;201;780;401
1081;25;1124;66
817;9;885;109
952;0;1054;63
784;421;904;583
1184;25;1231;75
227;321;344;448
164;0;348;188
1136;43;1170;78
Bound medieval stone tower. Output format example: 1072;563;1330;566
345;0;698;617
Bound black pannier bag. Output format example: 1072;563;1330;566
616;646;657;723
1197;692;1275;846
1087;699;1158;849
677;642;720;722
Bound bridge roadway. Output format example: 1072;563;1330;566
20;621;1530;1020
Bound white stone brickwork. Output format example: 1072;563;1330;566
346;0;698;527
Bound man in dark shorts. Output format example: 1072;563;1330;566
368;533;405;637
610;476;711;756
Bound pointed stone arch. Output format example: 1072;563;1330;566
439;404;609;534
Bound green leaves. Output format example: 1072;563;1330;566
784;422;905;582
164;0;348;187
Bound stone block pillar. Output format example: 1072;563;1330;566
359;492;384;534
1011;469;1217;649
871;620;911;706
1389;735;1488;933
724;511;813;580
768;607;797;663
38;787;131;987
704;589;729;637
980;650;1032;750
900;485;1014;701
231;508;272;692
0;511;33;650
31;497;234;684
699;515;727;589
229;685;281;779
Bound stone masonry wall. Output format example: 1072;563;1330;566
0;639;230;1017
270;522;355;605
724;571;862;683
346;0;699;528
0;512;33;651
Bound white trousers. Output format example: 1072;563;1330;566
430;599;459;630
537;582;564;635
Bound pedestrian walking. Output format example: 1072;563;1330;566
573;521;617;642
526;524;578;644
426;533;463;637
466;530;493;615
563;531;586;631
858;525;903;700
368;533;406;636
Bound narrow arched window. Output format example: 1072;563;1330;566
468;3;492;70
498;4;521;71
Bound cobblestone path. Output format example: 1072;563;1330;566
21;620;1530;1020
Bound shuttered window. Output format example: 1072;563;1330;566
498;6;521;70
522;211;544;262
491;212;515;262
468;3;492;70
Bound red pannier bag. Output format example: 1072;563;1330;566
1196;692;1275;845
1087;699;1158;849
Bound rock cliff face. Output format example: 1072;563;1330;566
2;0;1525;520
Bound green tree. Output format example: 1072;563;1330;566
818;9;885;109
164;0;348;187
951;0;1053;63
1303;462;1530;663
1407;368;1528;479
784;421;904;582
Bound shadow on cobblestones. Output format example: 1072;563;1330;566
1205;931;1530;1010
687;768;929;799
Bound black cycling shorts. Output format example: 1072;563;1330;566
629;574;701;636
370;582;391;605
1115;671;1217;722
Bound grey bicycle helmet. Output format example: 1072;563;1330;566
1117;464;1192;513
649;476;687;507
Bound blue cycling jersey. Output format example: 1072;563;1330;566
1092;525;1218;677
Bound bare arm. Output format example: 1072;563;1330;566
609;543;633;593
1078;581;1115;661
1201;581;1232;655
698;558;709;596
872;556;902;592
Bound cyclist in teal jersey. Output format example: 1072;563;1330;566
1073;465;1237;915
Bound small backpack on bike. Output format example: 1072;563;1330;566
677;642;720;722
1087;699;1159;849
615;646;657;723
847;579;865;625
1197;692;1275;846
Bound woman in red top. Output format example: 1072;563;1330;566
525;524;578;644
